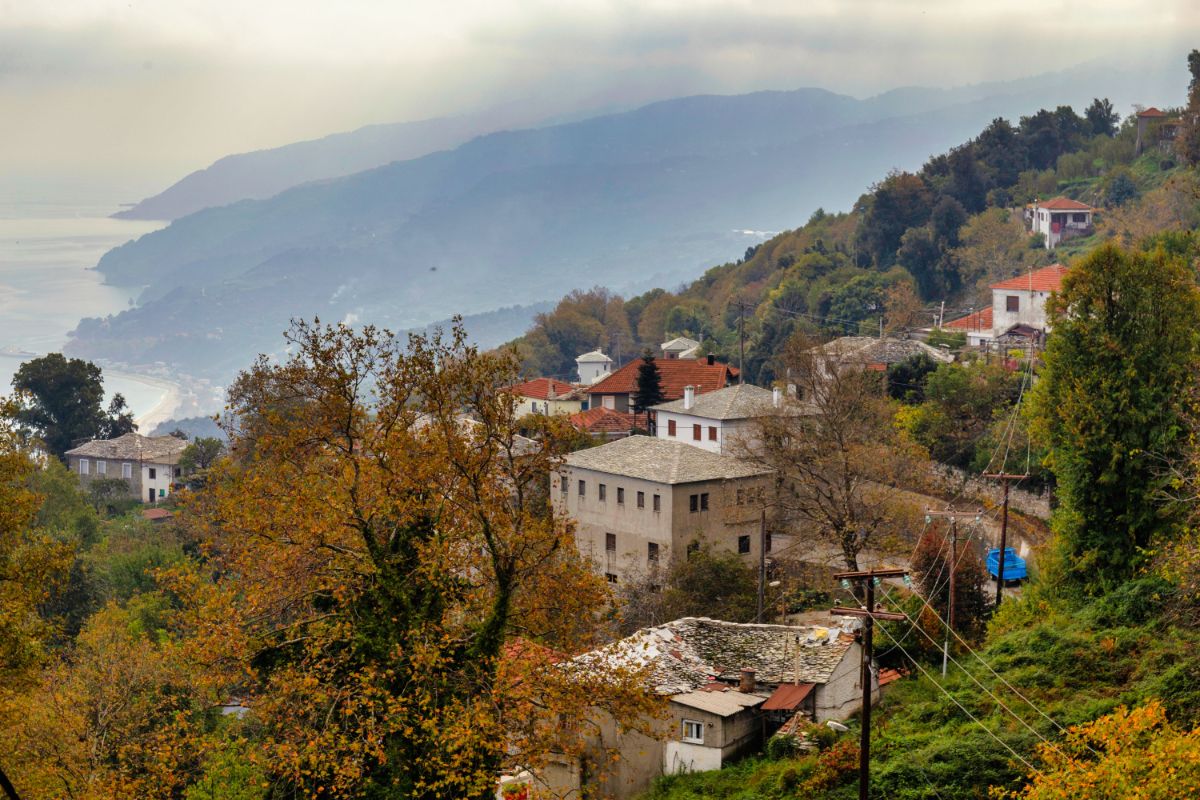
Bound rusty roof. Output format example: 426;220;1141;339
761;682;815;711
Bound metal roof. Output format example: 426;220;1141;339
761;682;815;711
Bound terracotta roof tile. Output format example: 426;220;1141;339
989;263;1069;292
1138;107;1168;117
506;377;580;400
569;407;636;435
1034;197;1093;211
586;358;736;399
945;306;993;332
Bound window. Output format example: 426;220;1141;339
765;532;773;553
667;419;677;436
598;483;607;501
700;493;709;511
560;475;568;496
605;573;618;584
736;489;745;505
173;467;181;478
606;533;616;552
686;541;700;558
1006;295;1020;312
617;487;625;505
578;480;586;497
78;458;89;475
682;720;704;744
708;426;717;441
96;460;107;475
653;494;661;512
149;467;157;480
637;491;645;509
648;542;659;562
122;462;132;479
738;535;751;554
689;494;699;512
692;424;701;441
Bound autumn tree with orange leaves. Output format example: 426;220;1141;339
184;320;657;800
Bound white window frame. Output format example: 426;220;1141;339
96;460;107;476
122;462;133;479
681;719;704;744
78;458;89;475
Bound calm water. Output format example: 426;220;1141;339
0;201;170;421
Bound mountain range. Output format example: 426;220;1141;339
67;60;1182;384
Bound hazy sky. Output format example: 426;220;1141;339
2;0;1198;199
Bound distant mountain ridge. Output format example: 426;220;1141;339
69;62;1182;383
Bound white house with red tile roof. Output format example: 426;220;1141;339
1026;197;1094;249
505;377;584;416
586;355;738;414
945;264;1069;343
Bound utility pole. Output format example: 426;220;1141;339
757;508;767;621
738;301;746;385
982;474;1028;607
924;509;981;676
832;568;908;800
0;763;23;800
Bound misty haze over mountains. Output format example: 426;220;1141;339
67;60;1183;384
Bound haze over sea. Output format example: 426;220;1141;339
0;199;176;427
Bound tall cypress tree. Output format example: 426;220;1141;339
632;349;665;432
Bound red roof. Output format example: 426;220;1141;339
761;683;815;711
878;667;906;687
1035;197;1093;211
586;358;737;399
142;508;173;521
1138;107;1167;118
944;306;993;332
569;407;637;435
989;264;1069;293
506;377;578;400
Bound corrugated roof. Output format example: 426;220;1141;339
989;263;1069;292
944;306;993;332
652;384;776;420
672;689;766;716
586;358;736;399
66;432;188;462
761;682;815;711
570;617;859;696
564;435;771;484
1034;197;1093;211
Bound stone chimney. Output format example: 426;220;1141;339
707;353;716;366
547;382;557;401
738;668;756;693
683;385;695;410
773;386;781;408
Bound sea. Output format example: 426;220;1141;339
0;199;174;426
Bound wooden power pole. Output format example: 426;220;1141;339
831;568;908;800
756;508;767;621
924;509;981;676
982;474;1028;607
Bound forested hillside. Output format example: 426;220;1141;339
514;97;1199;384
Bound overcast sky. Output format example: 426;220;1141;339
2;0;1198;199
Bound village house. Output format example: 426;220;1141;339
553;435;774;584
660;336;702;359
944;263;1069;347
652;383;781;455
812;336;954;379
575;349;614;385
1134;107;1181;155
1025;197;1094;250
503;377;584;417
520;616;872;800
568;406;638;440
585;354;737;415
65;432;188;504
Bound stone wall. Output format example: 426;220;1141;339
928;465;1051;520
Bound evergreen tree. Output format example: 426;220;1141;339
1177;49;1200;166
632;349;665;431
1030;244;1200;588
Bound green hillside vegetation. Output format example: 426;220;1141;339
513;99;1193;385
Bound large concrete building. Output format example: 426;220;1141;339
65;432;188;504
553;435;773;583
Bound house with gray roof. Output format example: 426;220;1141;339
652;383;782;455
65;432;188;504
554;436;775;583
534;616;871;799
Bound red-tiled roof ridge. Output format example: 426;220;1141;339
585;358;737;399
989;263;1069;292
1035;196;1093;211
569;407;636;434
1138;107;1167;117
944;306;993;332
505;377;579;400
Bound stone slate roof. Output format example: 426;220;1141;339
652;384;776;420
564;435;771;484
816;336;954;366
572;617;859;695
661;336;701;352
576;350;613;363
65;432;187;463
671;689;766;717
